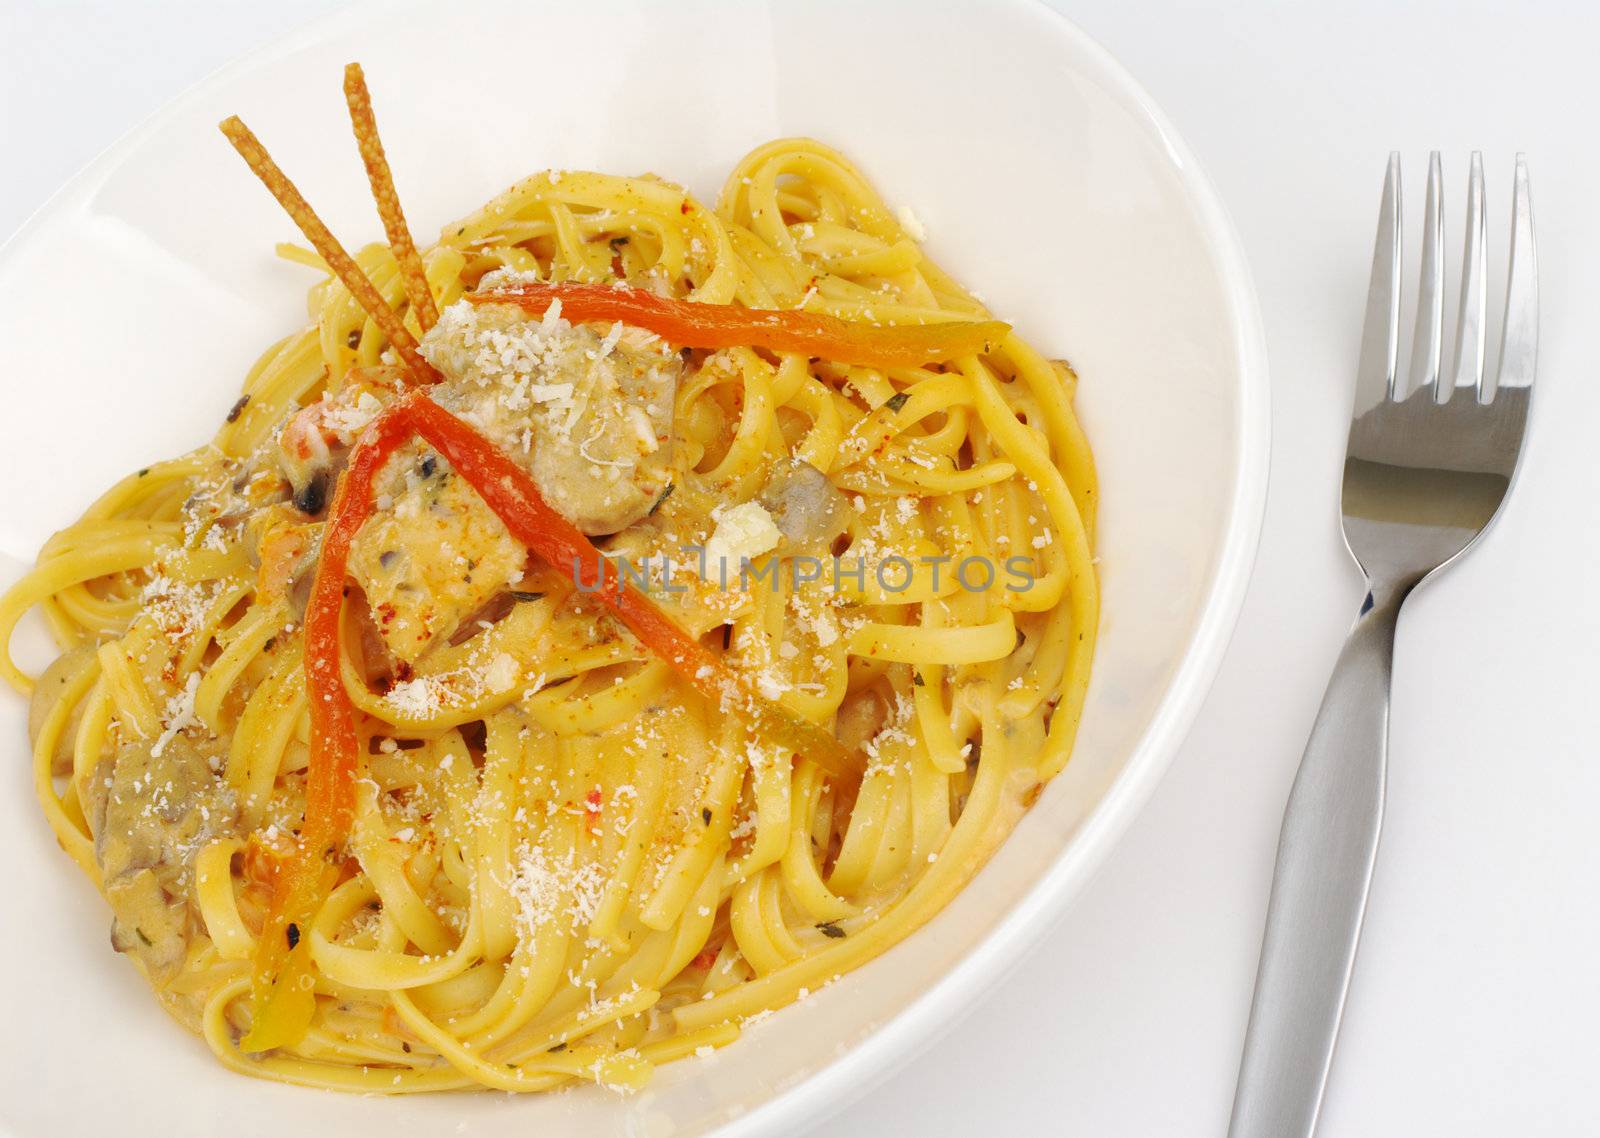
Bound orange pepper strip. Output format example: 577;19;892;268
245;392;856;1048
469;281;1010;370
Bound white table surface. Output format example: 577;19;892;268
4;1;1597;1134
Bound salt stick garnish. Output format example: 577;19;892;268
342;63;439;334
218;114;436;386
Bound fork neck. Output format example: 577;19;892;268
1356;576;1417;627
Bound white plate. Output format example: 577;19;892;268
0;1;1268;1134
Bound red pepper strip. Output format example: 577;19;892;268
240;402;417;1052
469;281;1010;370
245;392;857;1048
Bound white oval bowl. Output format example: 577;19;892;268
0;1;1268;1135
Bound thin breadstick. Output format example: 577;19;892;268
218;115;436;386
342;63;439;333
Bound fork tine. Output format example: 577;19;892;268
1444;152;1486;403
1356;153;1402;405
1493;154;1537;397
1404;152;1444;401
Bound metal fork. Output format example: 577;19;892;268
1228;152;1537;1138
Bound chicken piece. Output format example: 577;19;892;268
421;297;682;535
86;733;237;985
346;457;526;663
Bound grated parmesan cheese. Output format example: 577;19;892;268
386;673;453;719
150;672;202;757
140;573;214;644
895;205;928;242
701;501;781;583
509;844;608;936
483;652;520;693
320;390;384;438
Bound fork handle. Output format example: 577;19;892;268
1228;589;1403;1138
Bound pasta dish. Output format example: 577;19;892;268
0;64;1098;1093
